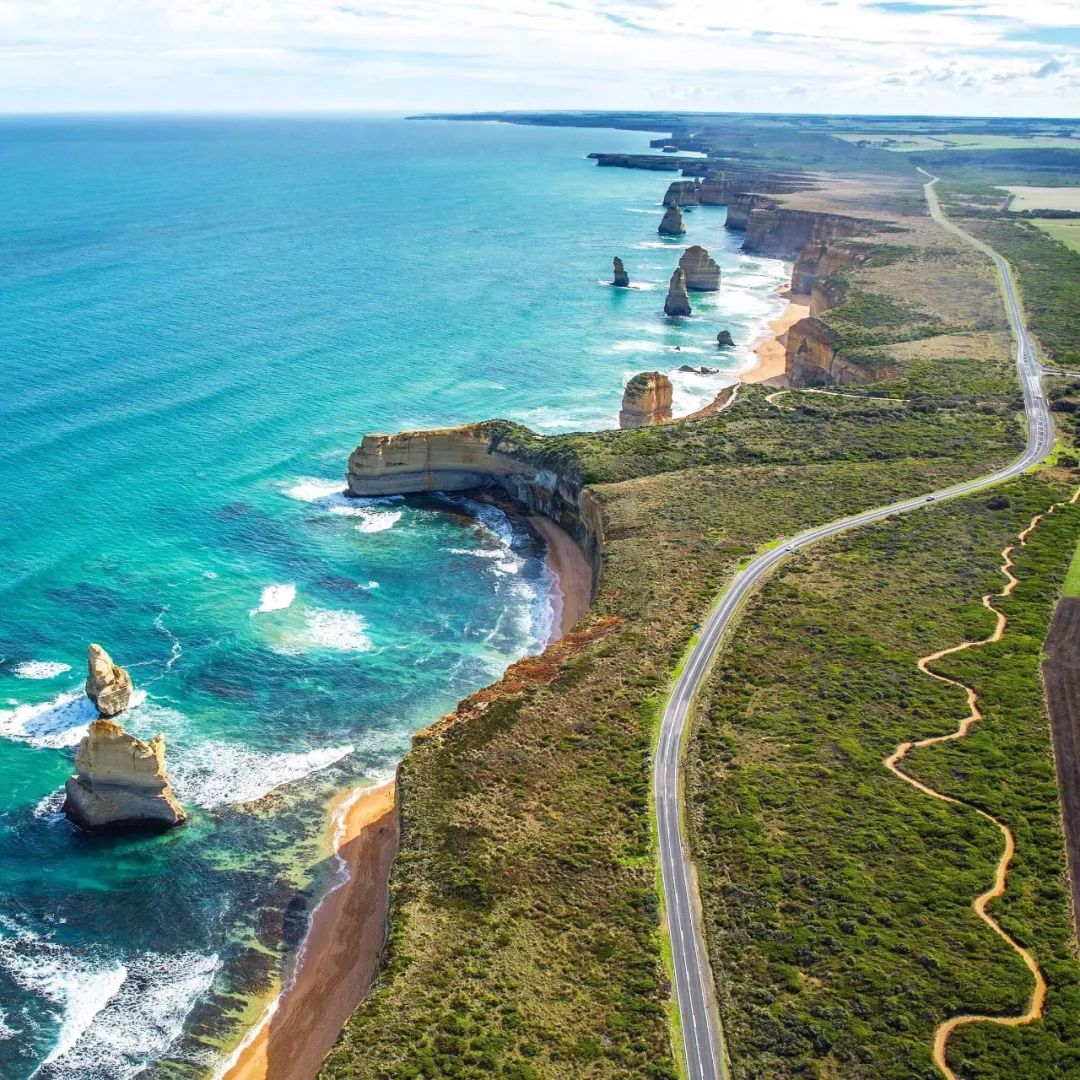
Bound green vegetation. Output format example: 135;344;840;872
1064;541;1080;597
687;475;1080;1079
318;115;1079;1080
1032;217;1080;253
937;180;1080;368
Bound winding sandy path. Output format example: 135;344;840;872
885;493;1078;1079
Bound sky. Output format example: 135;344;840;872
1;0;1078;116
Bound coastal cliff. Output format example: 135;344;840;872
785;317;899;387
347;422;604;587
790;240;868;298
619;372;673;428
743;208;870;259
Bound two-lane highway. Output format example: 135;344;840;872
655;171;1055;1080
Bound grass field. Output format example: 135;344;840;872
688;474;1080;1079
1004;186;1080;211
837;134;1080;153
1063;542;1080;596
1031;218;1080;253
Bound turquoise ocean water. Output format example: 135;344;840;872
0;116;787;1077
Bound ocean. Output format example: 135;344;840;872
0;115;787;1077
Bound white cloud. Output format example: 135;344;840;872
0;0;1077;113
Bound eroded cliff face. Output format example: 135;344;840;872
785;318;899;387
619;372;673;429
723;193;777;230
347;424;604;587
790;240;868;297
743;209;870;259
663;180;700;207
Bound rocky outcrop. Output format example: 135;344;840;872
786;318;899;387
587;153;688;171
790;240;868;297
678;246;720;291
347;422;604;588
64;720;187;832
663;180;700;207
723;193;777;230
612;257;630;288
85;644;133;718
619;373;673;429
716;330;735;348
664;269;692;317
658;205;686;236
743;209;870;260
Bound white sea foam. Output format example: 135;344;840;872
0;1008;17;1040
353;510;402;534
33;788;66;821
12;662;71;680
272;609;374;655
284;477;403;514
170;742;354;809
0;917;218;1078
284;477;347;503
251;583;296;614
0;686;149;750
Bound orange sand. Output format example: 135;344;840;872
742;290;810;384
221;780;398;1080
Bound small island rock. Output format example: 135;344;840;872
716;330;735;347
612;257;630;288
85;643;133;718
664;268;692;317
679;246;721;291
64;720;187;831
619;372;673;429
658;205;686;236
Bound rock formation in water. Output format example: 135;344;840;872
85;643;133;718
664;269;692;317
716;330;735;347
619;372;673;429
658;205;686;236
678;246;720;291
64;721;187;831
612;257;630;288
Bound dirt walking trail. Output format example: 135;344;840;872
884;491;1079;1079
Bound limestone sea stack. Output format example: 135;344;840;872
85;643;133;718
619;372;673;429
679;246;721;291
716;330;735;347
64;720;187;832
658;205;686;236
664;268;692;317
612;257;630;288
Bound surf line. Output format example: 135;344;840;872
884;488;1079;1080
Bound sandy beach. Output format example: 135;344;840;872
531;514;594;642
741;290;811;384
220;514;590;1078
220;780;398;1080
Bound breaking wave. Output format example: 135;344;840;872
169;742;355;809
12;662;71;680
251;583;297;614
0;918;218;1080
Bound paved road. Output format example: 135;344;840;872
654;170;1056;1080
